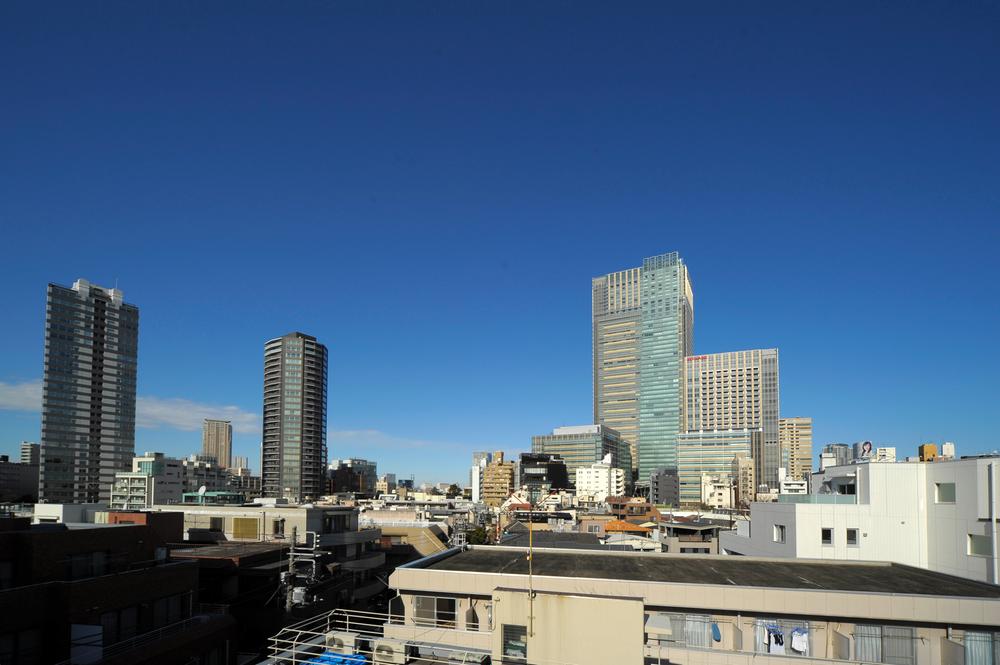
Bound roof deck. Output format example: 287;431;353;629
413;546;1000;598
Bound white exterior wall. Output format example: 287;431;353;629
721;457;1000;583
576;464;623;503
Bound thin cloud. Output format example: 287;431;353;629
0;378;259;434
329;429;467;451
0;379;43;411
136;396;259;434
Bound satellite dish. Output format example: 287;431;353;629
198;485;207;495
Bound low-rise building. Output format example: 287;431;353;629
778;467;808;495
731;452;755;508
530;424;631;484
182;454;230;493
700;473;732;509
721;455;1000;583
265;546;1000;665
575;457;624;504
111;452;184;509
518;453;569;504
0;455;38;502
481;453;516;508
677;429;760;505
649;466;679;506
0;515;235;665
329;458;378;495
657;517;723;554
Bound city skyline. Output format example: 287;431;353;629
1;3;998;483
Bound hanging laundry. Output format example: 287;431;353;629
790;627;809;654
767;626;786;655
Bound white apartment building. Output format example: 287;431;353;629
700;474;732;509
778;467;808;495
721;456;1000;583
111;452;184;509
576;458;625;504
874;447;897;463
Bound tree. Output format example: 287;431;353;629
446;483;462;498
467;526;489;545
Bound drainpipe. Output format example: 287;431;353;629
990;462;998;585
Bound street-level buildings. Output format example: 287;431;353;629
40;279;139;504
19;441;39;465
676;429;761;506
649;467;680;507
731;452;755;508
684;349;779;489
531;424;632;483
481;453;516;508
0;455;39;502
822;443;852;467
111;451;184;509
593;252;693;481
202;419;233;469
261;332;328;502
779;416;813;481
0;514;235;665
575;460;625;504
720;455;1000;584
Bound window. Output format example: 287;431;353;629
272;519;285;537
855;625;915;665
969;534;993;557
0;561;12;589
964;631;1000;665
646;612;712;648
233;517;258;540
935;482;956;503
846;529;859;546
413;596;456;628
208;517;224;532
821;528;833;545
501;624;528;664
773;524;786;544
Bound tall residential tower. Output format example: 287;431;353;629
202;419;233;468
261;332;328;502
593;252;693;481
779;416;813;481
39;279;139;503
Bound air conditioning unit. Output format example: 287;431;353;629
373;638;410;664
325;631;359;654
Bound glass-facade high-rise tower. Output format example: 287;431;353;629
637;253;694;477
593;252;693;482
261;332;328;502
684;349;780;489
39;279;139;503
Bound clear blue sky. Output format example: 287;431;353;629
1;2;998;483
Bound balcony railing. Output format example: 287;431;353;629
265;609;489;665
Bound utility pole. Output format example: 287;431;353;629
285;526;297;612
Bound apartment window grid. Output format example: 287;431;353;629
854;625;916;665
413;596;457;629
965;631;1000;665
645;612;712;648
